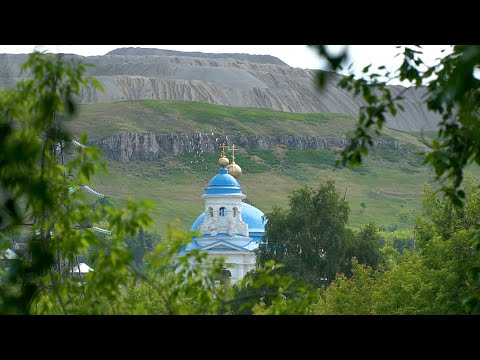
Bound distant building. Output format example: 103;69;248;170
70;263;94;278
0;248;18;260
180;145;266;283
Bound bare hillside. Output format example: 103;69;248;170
0;49;440;131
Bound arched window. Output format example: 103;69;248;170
208;207;213;217
233;207;238;217
219;207;226;217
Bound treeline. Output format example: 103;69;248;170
69;177;480;314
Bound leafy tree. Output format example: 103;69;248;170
316;178;480;314
359;201;366;214
0;52;155;314
123;228;162;267
344;222;382;276
257;180;353;288
65;224;233;315
372;252;439;314
229;261;317;315
379;229;415;267
311;44;480;312
316;252;444;315
414;177;480;313
257;181;384;288
314;258;376;315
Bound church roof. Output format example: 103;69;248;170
183;164;267;255
204;167;243;195
70;263;94;274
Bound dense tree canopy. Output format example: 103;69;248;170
257;181;351;287
257;181;381;288
123;228;162;267
0;52;155;313
311;44;480;313
315;177;480;314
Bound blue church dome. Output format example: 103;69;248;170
204;167;243;195
182;156;266;282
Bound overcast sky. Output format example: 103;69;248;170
0;45;452;80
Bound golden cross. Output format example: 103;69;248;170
228;144;238;162
219;142;227;157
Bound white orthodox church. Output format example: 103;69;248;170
179;145;266;283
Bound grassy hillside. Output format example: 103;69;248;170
69;100;478;234
72;100;427;146
70;100;356;139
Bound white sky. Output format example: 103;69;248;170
0;45;452;80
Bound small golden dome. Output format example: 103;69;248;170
227;162;242;178
218;156;230;167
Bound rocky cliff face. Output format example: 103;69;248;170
93;132;402;163
0;49;440;131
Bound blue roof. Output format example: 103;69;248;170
204;167;243;195
241;203;266;232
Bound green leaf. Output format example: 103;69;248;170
362;65;372;73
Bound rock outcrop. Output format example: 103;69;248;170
93;132;402;163
0;49;440;132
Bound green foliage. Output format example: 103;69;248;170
123;228;162;267
344;222;382;276
372;252;440;314
414;177;480;312
310;45;348;88
257;181;353;288
316;177;480;314
315;259;376;314
0;52;131;314
359;201;366;214
311;45;480;312
257;183;384;290
230;261;318;315
379;229;415;255
316;252;446;315
64;217;316;315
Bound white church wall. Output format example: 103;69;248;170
200;196;249;237
207;251;256;283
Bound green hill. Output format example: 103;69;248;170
68;100;477;234
70;100;434;143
